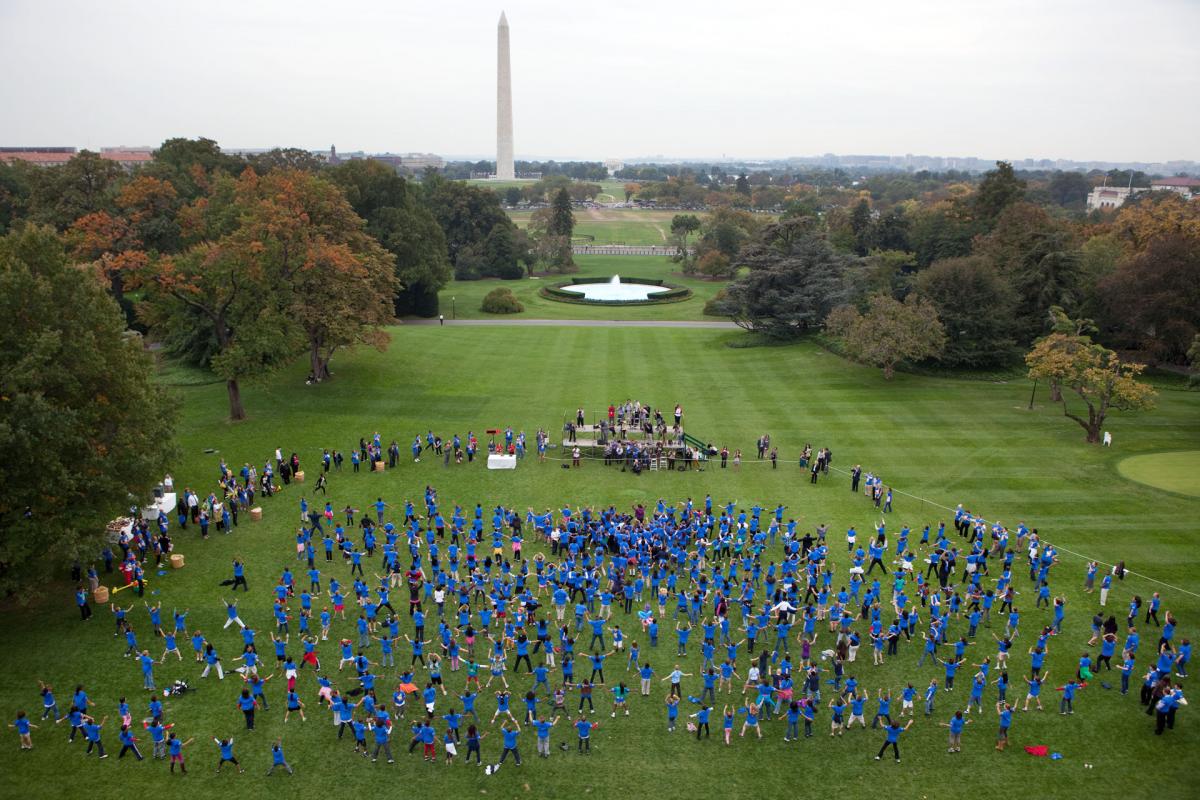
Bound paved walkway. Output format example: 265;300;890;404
403;319;739;328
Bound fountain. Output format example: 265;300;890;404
560;275;671;302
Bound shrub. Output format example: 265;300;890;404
703;288;731;316
480;287;524;314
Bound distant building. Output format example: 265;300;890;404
99;146;153;170
1086;185;1139;211
1150;177;1200;198
398;153;445;172
0;147;76;167
0;146;152;170
323;145;443;173
604;158;624;175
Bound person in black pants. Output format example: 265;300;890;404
692;706;711;739
875;720;912;761
851;466;862;493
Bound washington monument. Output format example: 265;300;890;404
496;11;514;180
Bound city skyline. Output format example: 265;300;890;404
1;0;1198;163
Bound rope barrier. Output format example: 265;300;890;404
549;448;1200;600
819;463;1200;601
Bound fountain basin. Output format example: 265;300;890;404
542;275;692;306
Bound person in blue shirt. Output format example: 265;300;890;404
531;714;558;757
1057;679;1080;714
138;650;156;690
9;710;37;750
574;714;598;753
875;719;913;762
1023;673;1048;712
266;739;293;775
496;721;522;766
117;723;144;760
231;559;248;592
690;705;711;739
214;736;242;773
236;689;258;729
940;710;970;753
82;714;108;757
995;701;1014;750
37;682;57;721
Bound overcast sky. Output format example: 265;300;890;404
1;0;1197;163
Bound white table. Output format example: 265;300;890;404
141;492;178;520
487;454;517;470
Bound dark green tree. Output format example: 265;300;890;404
719;217;858;339
328;160;451;317
979;202;1081;343
147;137;245;201
1046;171;1092;209
849;198;873;256
735;173;751;196
0;226;177;594
484;225;525;279
422;176;516;267
915;255;1019;367
549;188;575;238
973;161;1026;226
27;150;125;230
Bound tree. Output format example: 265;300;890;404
26;150;125;230
1097;234;1200;363
1046;171;1092;209
1111;191;1200;252
735;174;751;196
245;147;326;173
915;256;1018;367
328;160;451;317
696;250;733;279
849;198;873;256
973;161;1025;226
139;169;392;417
693;207;763;267
147;137;245;201
870;207;911;252
669;214;701;270
623;183;640;203
826;293;946;379
978;202;1081;344
908;202;978;267
1026;333;1156;443
0;226;177;594
483;225;525;279
548;188;575;238
252;171;399;382
422;177;515;268
0;159;34;234
719;218;858;339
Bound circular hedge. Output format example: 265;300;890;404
540;276;692;306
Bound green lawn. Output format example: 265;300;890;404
507;208;677;246
438;255;727;321
1;330;1197;800
1117;451;1200;497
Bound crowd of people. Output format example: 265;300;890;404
31;415;1191;780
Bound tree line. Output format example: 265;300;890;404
698;161;1198;441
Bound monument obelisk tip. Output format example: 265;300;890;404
499;10;508;26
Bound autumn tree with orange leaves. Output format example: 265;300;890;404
138;168;396;420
